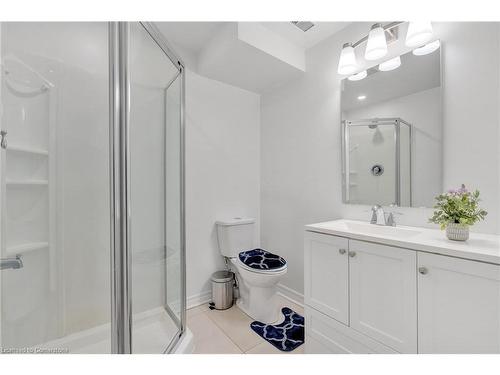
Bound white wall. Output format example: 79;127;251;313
185;69;261;303
439;23;500;234
261;22;500;296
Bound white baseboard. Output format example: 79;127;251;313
187;290;211;309
187;285;303;310
277;283;304;306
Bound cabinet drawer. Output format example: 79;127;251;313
305;306;397;354
304;231;349;324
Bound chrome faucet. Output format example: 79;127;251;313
370;205;396;226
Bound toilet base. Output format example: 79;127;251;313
229;257;287;324
236;287;281;324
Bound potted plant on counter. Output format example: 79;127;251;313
429;184;487;241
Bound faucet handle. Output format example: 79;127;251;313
370;205;381;224
385;211;403;226
386;212;396;226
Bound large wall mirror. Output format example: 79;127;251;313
341;45;442;208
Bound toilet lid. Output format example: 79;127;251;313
238;249;287;271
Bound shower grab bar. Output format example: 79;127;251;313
0;255;23;270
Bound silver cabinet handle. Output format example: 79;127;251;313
348;251;356;257
339;248;346;255
1;255;23;271
418;267;428;275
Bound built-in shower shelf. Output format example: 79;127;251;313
5;241;49;256
6;179;49;186
7;145;49;156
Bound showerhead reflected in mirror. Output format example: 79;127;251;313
341;45;442;208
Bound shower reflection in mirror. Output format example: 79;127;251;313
341;45;442;208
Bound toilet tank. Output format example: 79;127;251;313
215;217;255;258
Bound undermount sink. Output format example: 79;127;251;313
338;221;423;239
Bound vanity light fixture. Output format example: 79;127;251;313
405;22;434;47
413;39;440;56
348;70;367;81
379;56;401;71
337;21;435;75
357;95;367;100
338;42;357;75
365;23;388;61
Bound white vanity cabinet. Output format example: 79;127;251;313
417;252;500;353
304;225;500;354
304;231;417;353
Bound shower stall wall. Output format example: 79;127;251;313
0;22;186;354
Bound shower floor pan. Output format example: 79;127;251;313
36;307;193;354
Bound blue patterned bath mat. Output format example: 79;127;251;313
250;307;304;352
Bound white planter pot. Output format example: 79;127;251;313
446;223;469;241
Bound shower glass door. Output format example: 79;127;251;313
129;23;184;353
0;22;112;353
0;22;185;354
345;122;397;205
343;119;412;207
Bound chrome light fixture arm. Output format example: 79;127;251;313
351;21;404;48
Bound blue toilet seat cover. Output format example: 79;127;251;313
238;249;287;271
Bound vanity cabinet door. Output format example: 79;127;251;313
349;240;417;353
304;231;349;325
418;252;500;353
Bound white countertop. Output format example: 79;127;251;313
305;219;500;265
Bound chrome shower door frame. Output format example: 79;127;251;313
109;21;186;354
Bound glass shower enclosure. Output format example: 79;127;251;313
342;118;412;207
0;22;185;354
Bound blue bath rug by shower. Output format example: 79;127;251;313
250;307;304;352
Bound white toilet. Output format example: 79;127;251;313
215;217;287;323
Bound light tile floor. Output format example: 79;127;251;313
187;295;305;354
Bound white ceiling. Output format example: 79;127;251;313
260;22;350;49
155;22;225;53
156;21;348;55
154;21;349;93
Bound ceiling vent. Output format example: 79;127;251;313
291;21;315;32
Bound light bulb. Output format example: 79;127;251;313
348;70;367;81
413;40;440;56
338;42;357;75
406;22;434;47
379;56;401;71
365;23;388;61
